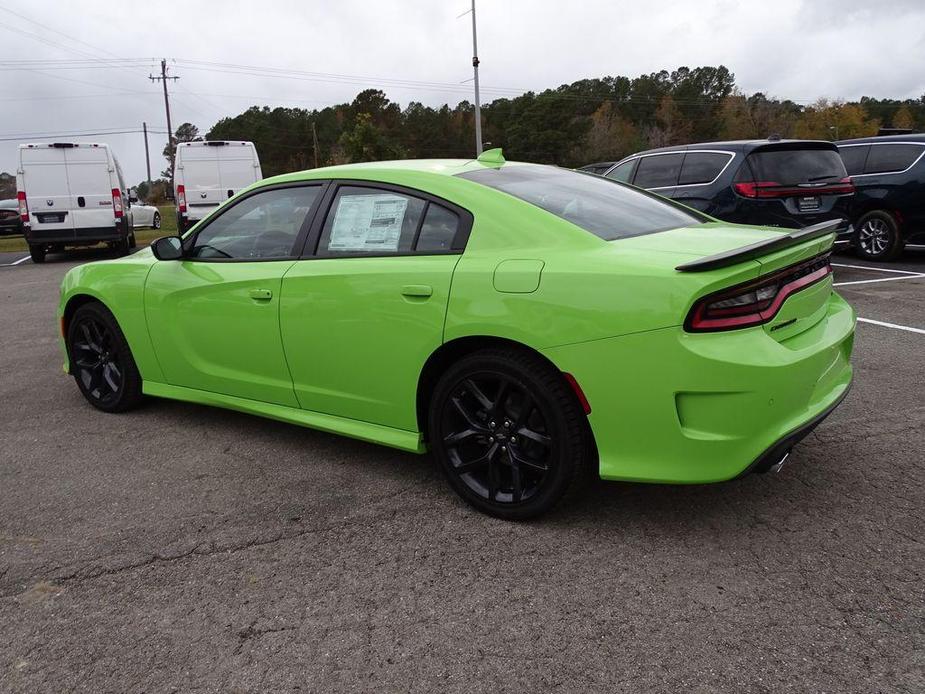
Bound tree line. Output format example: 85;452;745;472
135;65;925;202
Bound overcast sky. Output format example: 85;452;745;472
2;0;924;183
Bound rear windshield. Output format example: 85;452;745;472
739;147;847;185
457;165;705;241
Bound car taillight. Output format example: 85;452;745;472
685;254;833;332
176;184;187;214
17;191;29;222
734;178;854;198
111;188;123;218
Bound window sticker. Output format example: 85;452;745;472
328;193;408;251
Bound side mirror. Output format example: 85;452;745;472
151;236;184;261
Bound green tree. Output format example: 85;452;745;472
161;122;202;179
338;113;405;162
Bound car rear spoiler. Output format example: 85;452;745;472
675;219;840;272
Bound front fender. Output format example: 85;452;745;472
59;253;163;382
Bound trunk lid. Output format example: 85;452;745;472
618;221;836;340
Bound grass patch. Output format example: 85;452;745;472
0;204;177;253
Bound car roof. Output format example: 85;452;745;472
262;157;515;186
836;133;925;145
0;198;17;208
624;139;837;157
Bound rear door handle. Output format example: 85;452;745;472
249;288;273;301
401;284;433;298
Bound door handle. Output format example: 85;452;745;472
249;288;273;301
401;284;433;298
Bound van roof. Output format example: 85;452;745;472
178;141;255;148
19;142;110;150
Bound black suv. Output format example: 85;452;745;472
601;139;854;238
836;134;925;260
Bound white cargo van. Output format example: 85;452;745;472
16;142;134;263
174;141;262;231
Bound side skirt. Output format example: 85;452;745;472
142;381;425;454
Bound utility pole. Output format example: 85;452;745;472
142;121;152;185
470;0;483;156
149;59;179;174
311;121;320;168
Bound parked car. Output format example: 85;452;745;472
58;152;854;519
0;198;22;236
130;202;161;230
836;134;925;260
174;140;262;232
602;139;855;241
577;161;616;175
16;142;135;263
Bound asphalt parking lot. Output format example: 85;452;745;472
0;248;923;692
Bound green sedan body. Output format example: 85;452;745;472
58;153;855;518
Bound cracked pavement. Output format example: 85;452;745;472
0;249;923;692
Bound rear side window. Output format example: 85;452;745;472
605;159;636;183
415;204;459;252
741;148;847;184
633;154;683;188
678;152;732;185
838;146;870;176
458;164;705;241
318;186;426;254
864;144;925;174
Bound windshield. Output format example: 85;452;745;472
457;164;705;241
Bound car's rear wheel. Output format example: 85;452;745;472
855;210;904;261
67;302;143;413
128;231;137;249
428;348;591;520
28;244;46;263
152;212;161;230
113;235;130;256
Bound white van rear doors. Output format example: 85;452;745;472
216;143;261;198
65;145;116;234
20;145;75;235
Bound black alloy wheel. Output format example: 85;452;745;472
67;302;143;412
152;212;161;229
430;348;590;519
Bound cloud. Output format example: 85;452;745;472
1;0;923;182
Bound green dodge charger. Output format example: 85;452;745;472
58;150;855;519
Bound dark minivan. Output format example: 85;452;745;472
601;139;854;239
836;134;925;260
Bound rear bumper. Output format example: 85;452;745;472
25;222;129;245
542;292;855;483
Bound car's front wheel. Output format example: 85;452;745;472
855;210;904;261
67;302;143;413
428;348;591;520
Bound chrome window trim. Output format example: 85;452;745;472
605;149;737;191
838;142;925;177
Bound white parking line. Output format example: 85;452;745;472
0;255;30;267
834;274;925;287
857;317;925;335
831;263;923;275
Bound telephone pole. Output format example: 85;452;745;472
142;122;152;185
311;121;320;168
149;59;179;174
459;1;483;156
470;0;483;156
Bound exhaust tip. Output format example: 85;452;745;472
768;451;791;474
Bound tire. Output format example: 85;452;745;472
428;347;592;520
28;244;46;263
854;210;904;261
152;212;161;230
113;235;130;256
129;231;137;249
67;302;143;413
